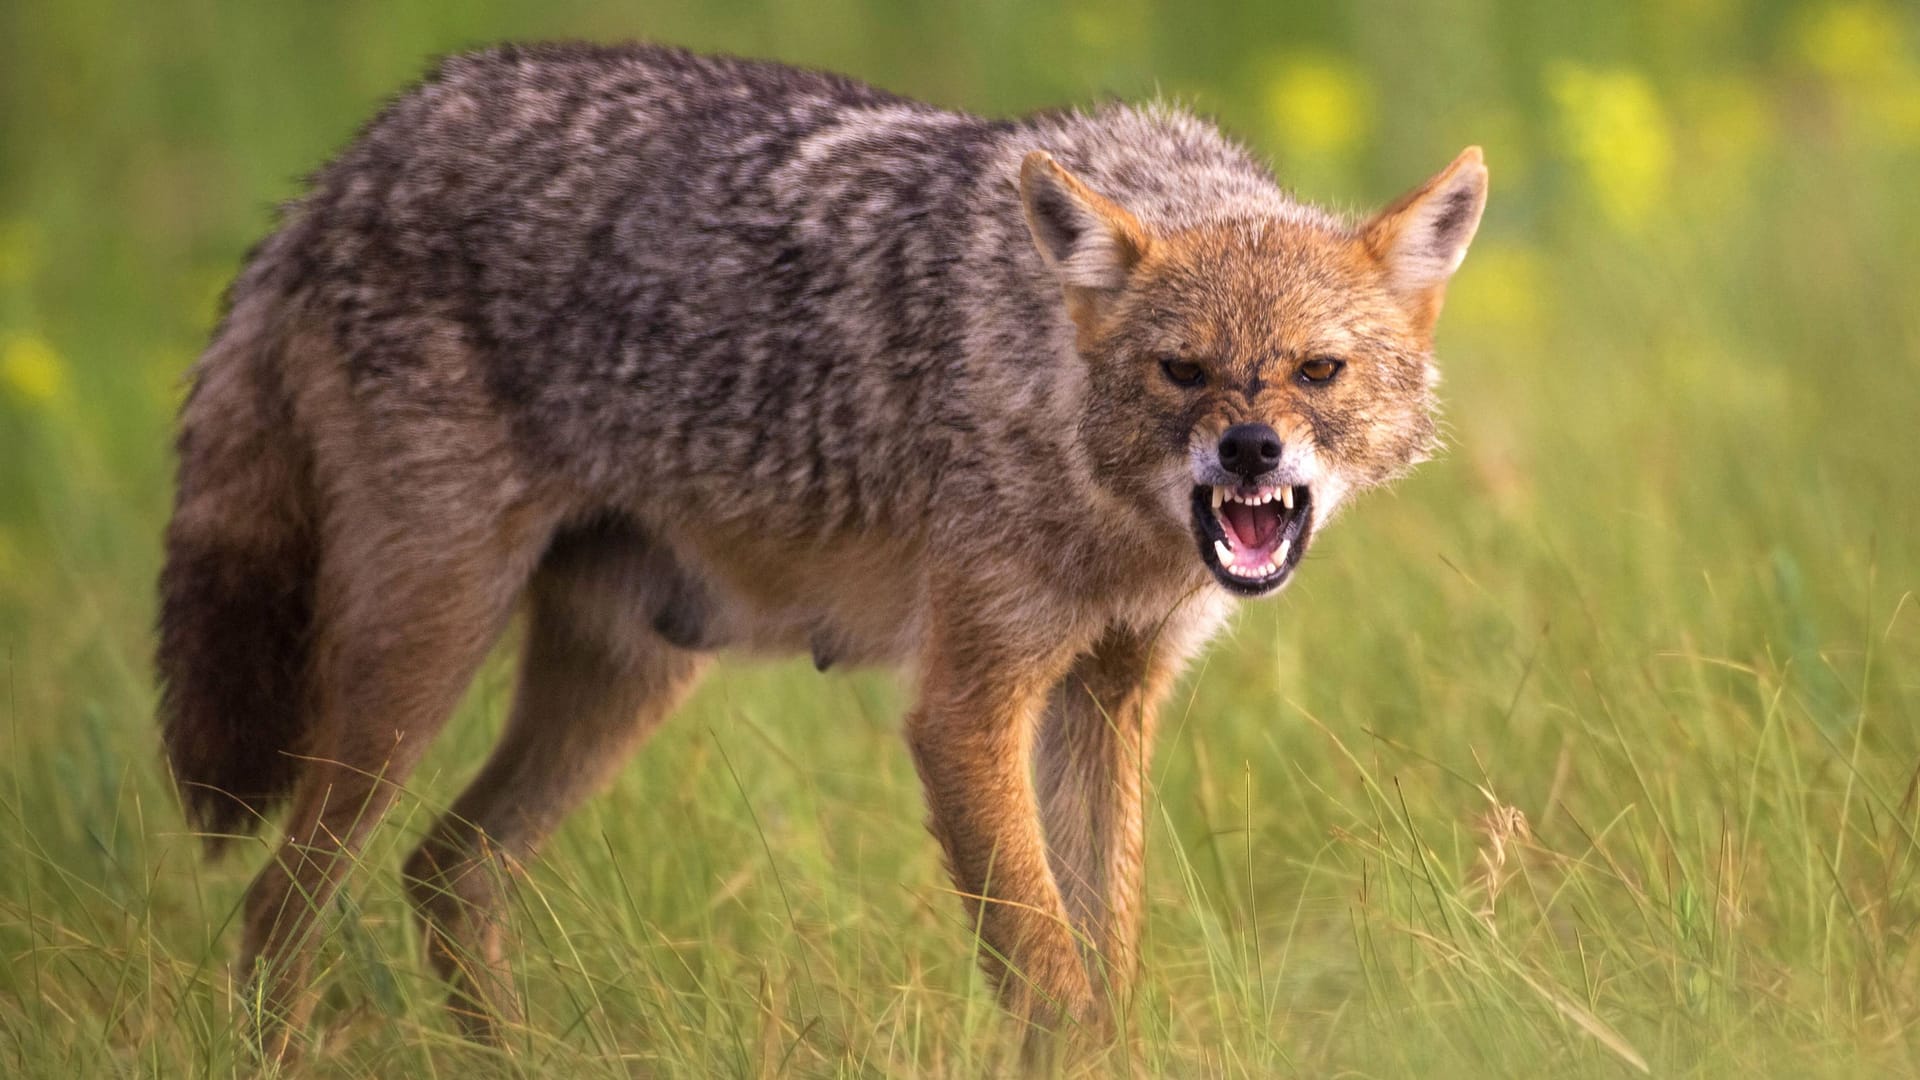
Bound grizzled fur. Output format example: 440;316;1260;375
157;41;1485;1058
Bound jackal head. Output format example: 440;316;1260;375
1020;146;1487;596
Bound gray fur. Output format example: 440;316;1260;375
161;43;1476;1051
236;41;1317;597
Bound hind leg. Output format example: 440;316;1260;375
404;531;710;1038
236;506;552;1060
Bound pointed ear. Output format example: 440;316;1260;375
1019;150;1152;308
1362;146;1488;328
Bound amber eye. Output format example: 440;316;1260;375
1297;357;1345;384
1161;358;1206;388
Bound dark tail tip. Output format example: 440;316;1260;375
156;534;316;853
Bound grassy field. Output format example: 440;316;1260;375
4;1;1919;1075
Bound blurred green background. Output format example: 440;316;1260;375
3;1;1918;1076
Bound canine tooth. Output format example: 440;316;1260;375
1276;538;1291;565
1214;540;1233;566
1211;486;1225;510
1281;487;1294;510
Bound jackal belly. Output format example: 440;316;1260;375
550;515;927;672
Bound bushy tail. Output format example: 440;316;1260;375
156;295;318;850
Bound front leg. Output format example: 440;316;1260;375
1034;625;1182;1005
906;605;1093;1036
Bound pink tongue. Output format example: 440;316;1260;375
1221;502;1280;550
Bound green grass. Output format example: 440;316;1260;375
4;0;1919;1075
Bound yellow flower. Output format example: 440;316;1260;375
2;335;67;405
1792;1;1920;146
1796;1;1908;82
1265;53;1372;160
1547;63;1674;228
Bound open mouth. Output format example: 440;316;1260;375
1189;482;1313;595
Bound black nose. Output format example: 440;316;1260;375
1217;423;1283;479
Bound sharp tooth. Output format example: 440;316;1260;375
1211;486;1225;510
1276;538;1291;565
1281;487;1294;510
1214;540;1233;566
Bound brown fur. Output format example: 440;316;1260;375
153;45;1485;1062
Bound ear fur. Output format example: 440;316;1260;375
1019;150;1152;298
1362;146;1488;327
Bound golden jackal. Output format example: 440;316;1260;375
156;42;1486;1057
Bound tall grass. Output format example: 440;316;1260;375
3;0;1917;1075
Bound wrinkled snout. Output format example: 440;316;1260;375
1183;419;1328;596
